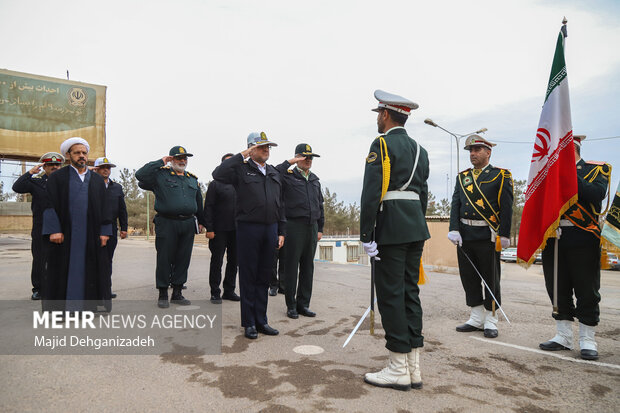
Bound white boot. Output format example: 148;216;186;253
579;323;598;360
364;351;411;391
406;348;422;389
539;320;573;350
483;310;499;338
456;305;485;331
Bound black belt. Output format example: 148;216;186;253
157;213;194;221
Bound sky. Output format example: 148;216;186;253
1;0;619;205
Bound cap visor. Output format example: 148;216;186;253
256;141;277;147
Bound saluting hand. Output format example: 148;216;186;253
29;164;43;175
288;155;306;165
161;156;174;164
278;235;285;249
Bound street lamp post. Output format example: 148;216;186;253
424;118;487;188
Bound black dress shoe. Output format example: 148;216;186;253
298;307;316;317
484;329;498;338
257;324;279;335
287;309;299;319
456;323;483;332
222;292;241;301
580;349;598;360
539;340;570;351
111;293;117;299
31;291;41;300
245;326;258;339
210;295;222;304
158;297;169;308
268;287;278;296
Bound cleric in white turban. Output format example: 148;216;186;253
59;137;90;156
41;136;113;312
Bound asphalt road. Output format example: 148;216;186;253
0;234;619;412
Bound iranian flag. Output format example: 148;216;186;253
517;24;578;266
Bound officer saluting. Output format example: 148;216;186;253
275;143;325;319
361;90;430;391
448;135;513;338
539;135;611;360
136;146;206;308
12;152;64;300
213;132;285;340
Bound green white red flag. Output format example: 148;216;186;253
517;25;578;266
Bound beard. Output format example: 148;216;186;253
171;162;186;173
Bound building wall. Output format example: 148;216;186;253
315;218;457;268
0;202;32;233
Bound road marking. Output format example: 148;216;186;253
293;345;324;355
470;336;620;370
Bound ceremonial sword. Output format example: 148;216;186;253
342;298;378;348
457;245;511;323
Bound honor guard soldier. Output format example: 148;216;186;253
94;157;128;299
12;152;64;300
136;146;206;308
448;135;513;338
539;135;611;360
275;143;325;319
213;132;285;340
361;90;430;391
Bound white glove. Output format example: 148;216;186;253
362;241;380;260
500;236;510;249
447;231;463;247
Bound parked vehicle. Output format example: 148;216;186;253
500;247;517;262
607;253;620;271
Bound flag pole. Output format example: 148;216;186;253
552;17;568;316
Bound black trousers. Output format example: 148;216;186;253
236;221;277;327
106;234;118;288
270;247;285;290
30;229;43;293
375;241;425;353
208;230;238;297
542;238;601;326
283;220;318;310
457;240;501;310
154;215;195;288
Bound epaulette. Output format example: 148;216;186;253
159;165;171;170
586;160;605;165
33;172;45;179
287;169;293;174
459;168;472;174
187;171;198;179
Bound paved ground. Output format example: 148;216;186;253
0;234;619;412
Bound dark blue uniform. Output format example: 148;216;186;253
104;180;128;281
12;172;52;294
204;179;238;298
213;153;285;328
275;161;324;312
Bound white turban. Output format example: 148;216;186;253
60;137;90;155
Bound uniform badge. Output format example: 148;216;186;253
463;176;473;187
475;199;485;209
306;144;311;152
366;152;378;163
260;132;267;141
179;147;185;154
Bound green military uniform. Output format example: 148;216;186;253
541;159;610;325
360;126;430;353
449;164;513;310
135;150;205;289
